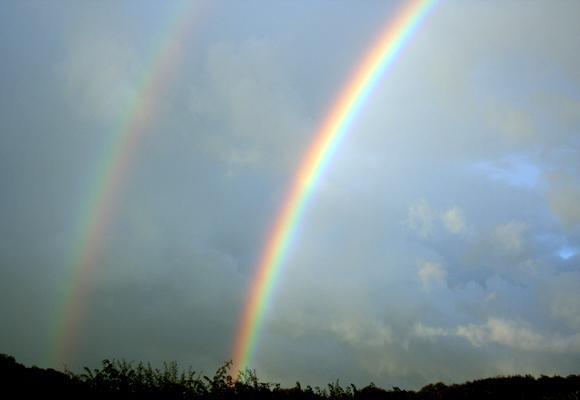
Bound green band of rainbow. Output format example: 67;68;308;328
53;1;206;366
231;0;437;374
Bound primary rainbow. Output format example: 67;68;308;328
53;2;206;366
232;0;437;374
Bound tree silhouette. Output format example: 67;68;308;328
1;353;580;399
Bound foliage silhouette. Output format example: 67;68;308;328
2;353;580;399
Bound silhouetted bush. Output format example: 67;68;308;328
1;353;579;399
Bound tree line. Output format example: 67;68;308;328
2;353;579;399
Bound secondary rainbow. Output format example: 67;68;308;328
232;0;437;374
53;2;207;366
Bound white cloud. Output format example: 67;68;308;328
407;200;435;238
457;318;544;351
440;207;465;234
414;318;580;354
417;260;447;288
330;319;393;349
412;323;448;341
407;202;467;237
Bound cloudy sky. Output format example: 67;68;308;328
1;0;580;390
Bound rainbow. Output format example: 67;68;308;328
231;0;437;374
53;2;207;366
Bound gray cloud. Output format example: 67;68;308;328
1;0;580;391
190;39;311;174
59;32;141;123
548;173;580;229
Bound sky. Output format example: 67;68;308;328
1;0;580;390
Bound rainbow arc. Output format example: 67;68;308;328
54;2;207;366
231;0;437;374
